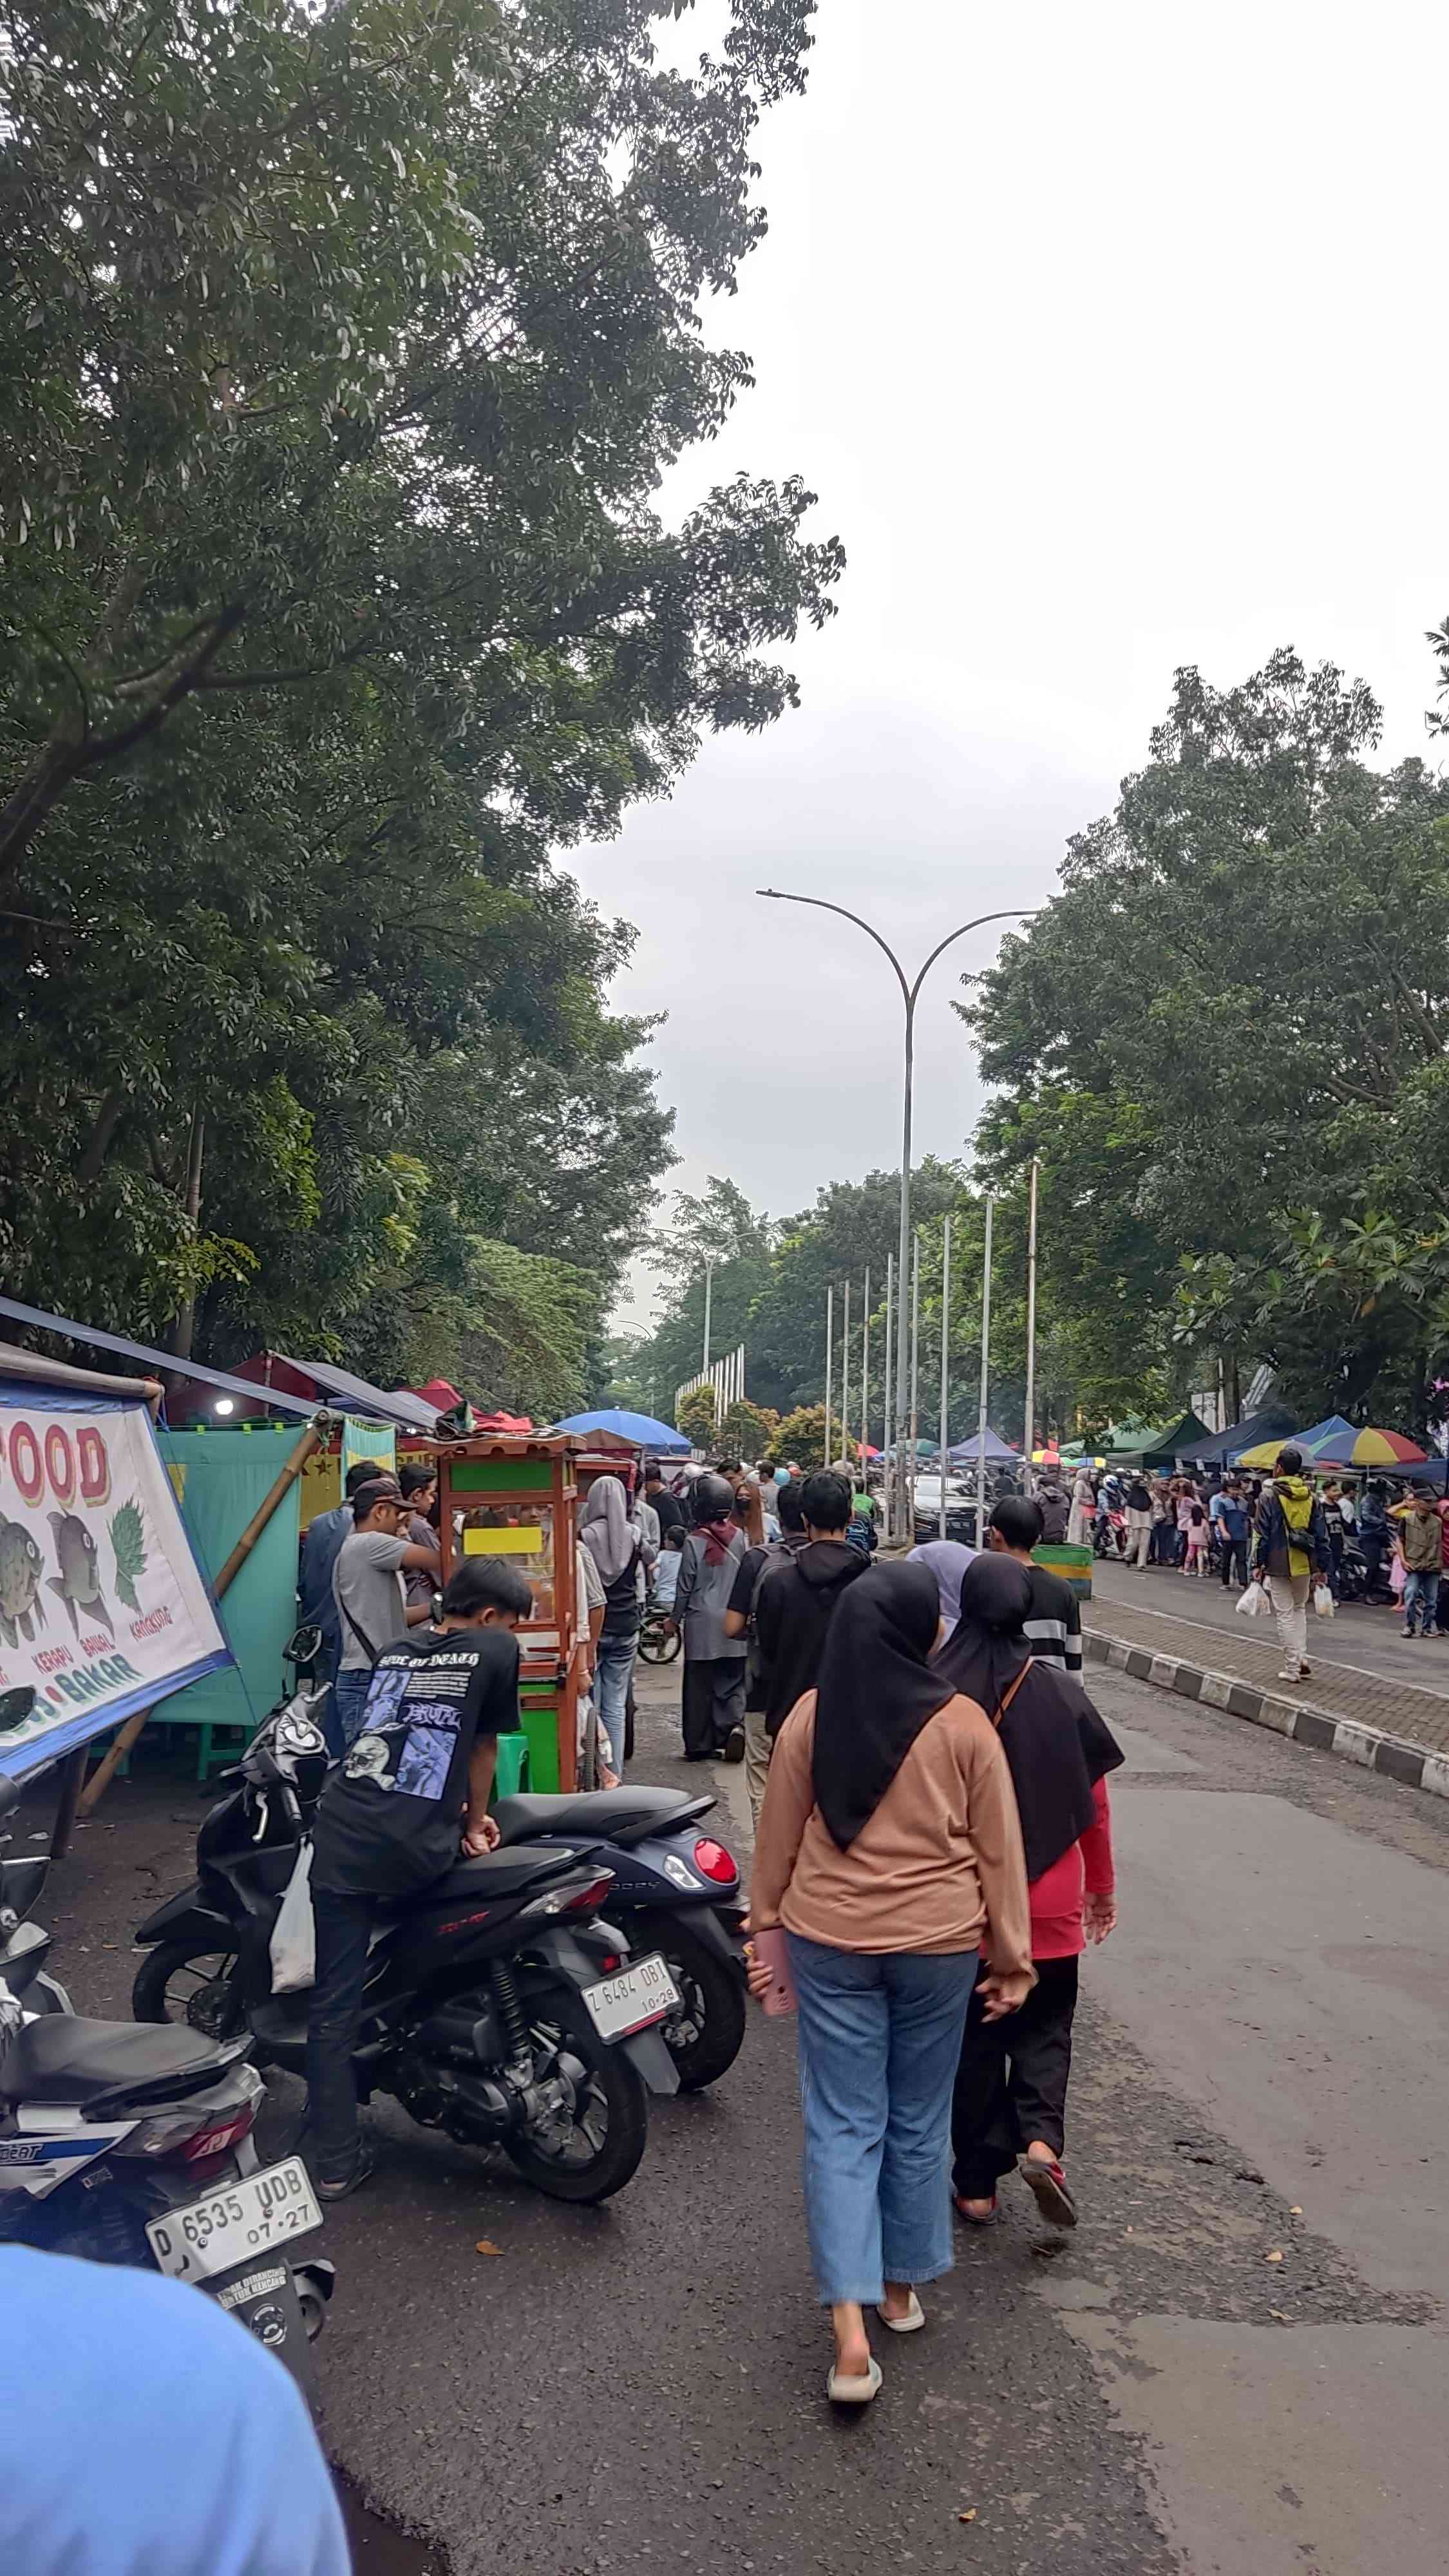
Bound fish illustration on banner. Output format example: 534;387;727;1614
0;1388;229;1777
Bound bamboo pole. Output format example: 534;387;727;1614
909;1232;921;1535
1023;1157;1039;1490
860;1267;871;1501
79;1415;327;1816
823;1285;834;1475
882;1255;895;1539
840;1278;851;1475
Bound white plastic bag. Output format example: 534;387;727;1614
269;1840;316;1994
1312;1582;1336;1619
1235;1582;1265;1618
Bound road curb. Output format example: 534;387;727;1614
1083;1627;1449;1803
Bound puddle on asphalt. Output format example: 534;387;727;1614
335;2472;446;2574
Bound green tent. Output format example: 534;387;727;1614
1103;1410;1215;1469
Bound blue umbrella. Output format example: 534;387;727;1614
549;1408;692;1455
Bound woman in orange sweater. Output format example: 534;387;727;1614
935;1553;1122;2230
749;1560;1034;2407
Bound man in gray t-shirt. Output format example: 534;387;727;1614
331;1476;437;1747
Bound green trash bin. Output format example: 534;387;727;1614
491;1732;531;1801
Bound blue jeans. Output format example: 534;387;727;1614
332;1669;374;1751
786;1934;978;2305
1403;1568;1440;1634
592;1631;638;1774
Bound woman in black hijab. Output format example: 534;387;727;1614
749;1560;1034;2407
933;1551;1124;2230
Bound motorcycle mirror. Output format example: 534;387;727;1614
0;1687;37;1734
285;1625;323;1667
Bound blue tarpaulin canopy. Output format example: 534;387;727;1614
549;1408;691;1454
947;1429;1018;1463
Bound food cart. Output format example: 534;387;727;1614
433;1433;587;1792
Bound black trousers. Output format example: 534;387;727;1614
1218;1535;1249;1589
304;1887;374;2184
951;1955;1079;2195
681;1656;747;1759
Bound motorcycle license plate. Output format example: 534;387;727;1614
146;2157;321;2287
581;1952;680;2041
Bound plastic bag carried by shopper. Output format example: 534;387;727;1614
269;1841;315;1993
1312;1582;1336;1618
1236;1582;1265;1618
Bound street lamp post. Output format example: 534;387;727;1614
758;893;1035;1540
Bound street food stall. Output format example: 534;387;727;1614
433;1433;587;1792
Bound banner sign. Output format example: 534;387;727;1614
0;1383;230;1777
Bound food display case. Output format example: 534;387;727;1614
433;1435;585;1791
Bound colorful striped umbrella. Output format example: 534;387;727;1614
1236;1423;1428;1470
1301;1425;1427;1468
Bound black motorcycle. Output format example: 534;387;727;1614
490;1784;748;2091
0;1703;331;2394
133;1695;679;2204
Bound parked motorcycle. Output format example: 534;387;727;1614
133;1696;680;2204
1094;1508;1129;1560
0;1699;330;2394
490;1784;747;2091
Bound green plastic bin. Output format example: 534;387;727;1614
491;1731;532;1801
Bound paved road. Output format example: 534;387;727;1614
41;1660;1449;2576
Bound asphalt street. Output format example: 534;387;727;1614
37;1656;1449;2576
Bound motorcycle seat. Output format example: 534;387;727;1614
493;1788;709;1844
381;1844;600;1909
0;2014;238;2107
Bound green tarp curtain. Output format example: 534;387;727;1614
155;1426;302;1736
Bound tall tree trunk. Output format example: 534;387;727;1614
77;1088;127;1186
168;1106;206;1361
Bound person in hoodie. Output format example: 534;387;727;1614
672;1472;750;1761
748;1472;871;1764
725;1477;810;1825
1249;1445;1332;1684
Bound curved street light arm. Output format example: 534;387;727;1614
756;889;910;1008
907;907;1036;1010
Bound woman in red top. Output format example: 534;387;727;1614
934;1553;1122;2228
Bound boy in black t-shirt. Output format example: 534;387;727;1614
987;1495;1084;1675
305;1557;533;2199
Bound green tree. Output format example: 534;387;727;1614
0;0;839;1391
676;1383;719;1450
719;1397;774;1457
766;1403;828;1470
1;0;840;873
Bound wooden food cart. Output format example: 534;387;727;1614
433;1434;587;1792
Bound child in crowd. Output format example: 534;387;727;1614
650;1526;685;1614
1183;1500;1211;1577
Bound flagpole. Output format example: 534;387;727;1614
882;1254;895;1537
909;1231;921;1537
1023;1157;1039;1491
938;1214;952;1538
861;1267;871;1501
824;1285;834;1475
840;1277;851;1475
976;1194;994;1546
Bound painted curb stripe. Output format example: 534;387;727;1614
1082;1627;1449;1803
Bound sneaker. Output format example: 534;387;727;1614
317;2141;375;2202
721;1724;746;1765
1276;1668;1303;1684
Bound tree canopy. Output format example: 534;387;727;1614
0;0;841;1406
966;648;1449;1434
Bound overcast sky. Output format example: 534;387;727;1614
571;0;1448;1332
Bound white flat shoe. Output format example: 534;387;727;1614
876;2292;925;2333
827;2355;883;2405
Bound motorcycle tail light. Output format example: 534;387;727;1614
692;1837;737;1886
178;2103;258;2162
564;1873;618;1915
